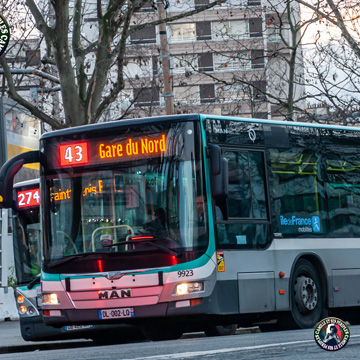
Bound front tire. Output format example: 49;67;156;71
290;259;324;328
204;324;238;337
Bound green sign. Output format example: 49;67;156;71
0;13;10;56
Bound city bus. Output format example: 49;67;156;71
2;113;360;341
12;179;143;343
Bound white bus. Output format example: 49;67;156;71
1;114;360;340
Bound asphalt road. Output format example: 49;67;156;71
1;325;360;360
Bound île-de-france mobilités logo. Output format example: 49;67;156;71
0;13;10;56
314;317;350;351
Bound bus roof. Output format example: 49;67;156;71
41;113;360;140
41;114;200;140
14;178;40;189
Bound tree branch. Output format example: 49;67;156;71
72;0;87;101
26;0;53;39
0;57;64;129
297;0;360;59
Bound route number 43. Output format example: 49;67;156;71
59;142;89;167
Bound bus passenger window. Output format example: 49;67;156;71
269;149;325;236
326;154;360;237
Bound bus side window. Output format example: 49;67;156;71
269;148;326;236
326;154;360;237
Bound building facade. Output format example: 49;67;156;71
121;0;306;120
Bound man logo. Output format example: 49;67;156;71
98;289;132;299
105;272;124;280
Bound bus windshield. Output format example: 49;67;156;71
43;120;208;272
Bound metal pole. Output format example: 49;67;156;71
157;0;174;115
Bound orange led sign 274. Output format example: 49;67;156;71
59;142;89;167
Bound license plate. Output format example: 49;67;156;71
98;307;134;319
65;325;94;331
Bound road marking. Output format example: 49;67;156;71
122;335;360;360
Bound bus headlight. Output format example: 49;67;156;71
175;282;204;296
19;305;27;314
42;293;60;305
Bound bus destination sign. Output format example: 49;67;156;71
58;134;166;168
17;188;40;209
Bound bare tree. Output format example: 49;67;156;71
0;0;224;129
298;0;360;124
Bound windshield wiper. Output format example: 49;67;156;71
104;236;182;257
27;275;40;290
47;253;98;268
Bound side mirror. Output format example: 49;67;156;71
208;145;221;176
0;151;41;209
208;144;228;199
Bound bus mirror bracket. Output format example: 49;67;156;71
0;151;41;209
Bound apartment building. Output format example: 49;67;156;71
122;0;306;120
1;0;306;124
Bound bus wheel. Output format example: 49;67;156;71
141;322;184;341
290;259;323;328
204;324;238;337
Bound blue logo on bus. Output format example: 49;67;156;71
280;215;321;233
312;216;320;232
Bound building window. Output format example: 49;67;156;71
130;26;156;44
172;55;198;75
222;0;248;8
216;84;250;103
174;86;199;105
212;20;249;39
196;22;211;41
250;50;265;69
200;84;215;103
169;23;195;42
248;0;262;6
198;53;213;72
214;52;251;71
250;80;266;100
134;1;155;12
133;87;160;107
194;0;209;8
249;18;263;37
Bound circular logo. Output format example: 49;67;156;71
0;13;10;56
248;128;256;143
314;317;350;351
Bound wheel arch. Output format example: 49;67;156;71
288;253;329;311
